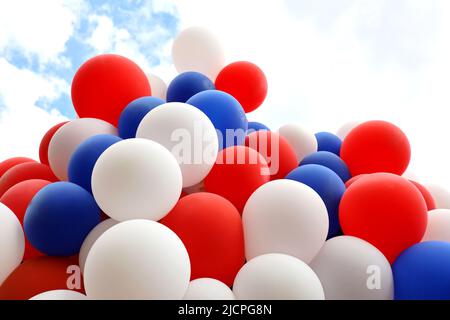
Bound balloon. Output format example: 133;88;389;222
147;74;167;100
233;254;325;300
0;256;83;300
48;118;117;181
340;120;411;176
71;54;151;126
0;179;51;260
161;193;244;286
278;124;318;163
310;236;394;300
0;203;24;285
247;121;270;134
243;180;328;263
204;146;270;212
172;27;225;81
0;157;36;178
30;290;88;300
215;61;268;113
92;139;182;222
167;72;215;103
423;210;450;242
24;182;101;256
136;103;219;188
339;173;428;263
410;181;436;211
345;174;367;188
39;122;68;165
84;220;190;300
117;96;165;139
393;241;450;300
300;151;351;182
426;184;450;209
245;131;298;180
183;181;206;195
68;134;122;193
184;278;235;300
315;132;342;156
187;90;248;149
336;121;360;140
286;165;346;238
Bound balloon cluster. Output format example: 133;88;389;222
1;27;450;301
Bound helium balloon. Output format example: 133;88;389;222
30;290;88;300
24;182;101;256
118;96;165;139
345;174;367;188
167;72;215;103
136;103;219;188
183;181;206;195
161;193;244;286
340;120;411;176
300;151;351;182
423;210;450;242
187;90;248;149
147;74;167;100
278;124;318;163
84;220;190;300
71;54;151;126
215;61;268;113
92;139;182;221
247;121;270;134
310;236;394;300
68;134;122;193
184;278;235;300
48;118;117;181
315;132;342;156
393;241;450;300
0;157;36;178
286;165;346;238
426;184;450;209
410;181;436;211
336;121;360;140
39;122;68;165
233;254;325;300
172;27;225;81
243;180;328;263
245;131;298;180
339;173;428;263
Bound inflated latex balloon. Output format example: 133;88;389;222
310;236;394;300
278;124;318;163
410;181;436;211
167;72;215;103
147;74;167;101
92;139;182;221
233;254;325;300
183;181;206;195
0;157;36;178
84;220;190;300
315;132;342;156
300;151;351;182
422;210;450;242
71;54;151;126
30;290;88;300
172;27;225;81
340;120;411;176
48;118;117;181
39;122;68;165
336;121;360;140
184;278;235;300
247;121;270;134
345;174;367;188
339;173;428;263
243;180;328;263
161;193;245;286
136;103;218;188
426;184;450;209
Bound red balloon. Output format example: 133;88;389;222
0;179;52;260
0;162;58;197
245;131;298;180
410;180;436;211
39;122;68;165
345;174;367;188
71;54;152;126
215;61;268;113
160;193;245;286
341;121;411;176
204;146;270;212
0;157;36;178
0;256;84;300
339;173;428;263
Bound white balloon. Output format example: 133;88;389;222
278;124;317;162
184;278;235;300
48;118;117;181
423;209;450;242
30;290;88;300
92;139;182;221
79;219;119;273
148;74;167;101
84;220;190;300
172;27;225;81
137;103;218;188
0;203;24;285
233;254;324;300
243;180;328;263
336;121;360;140
426;184;450;209
310;236;394;300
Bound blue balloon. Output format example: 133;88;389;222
247;121;270;134
286;164;346;238
393;242;450;300
118;96;165;139
68;134;122;193
315;132;342;156
300;151;351;182
24;182;101;256
187;90;248;149
167;72;215;103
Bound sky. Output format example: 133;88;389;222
1;0;450;188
